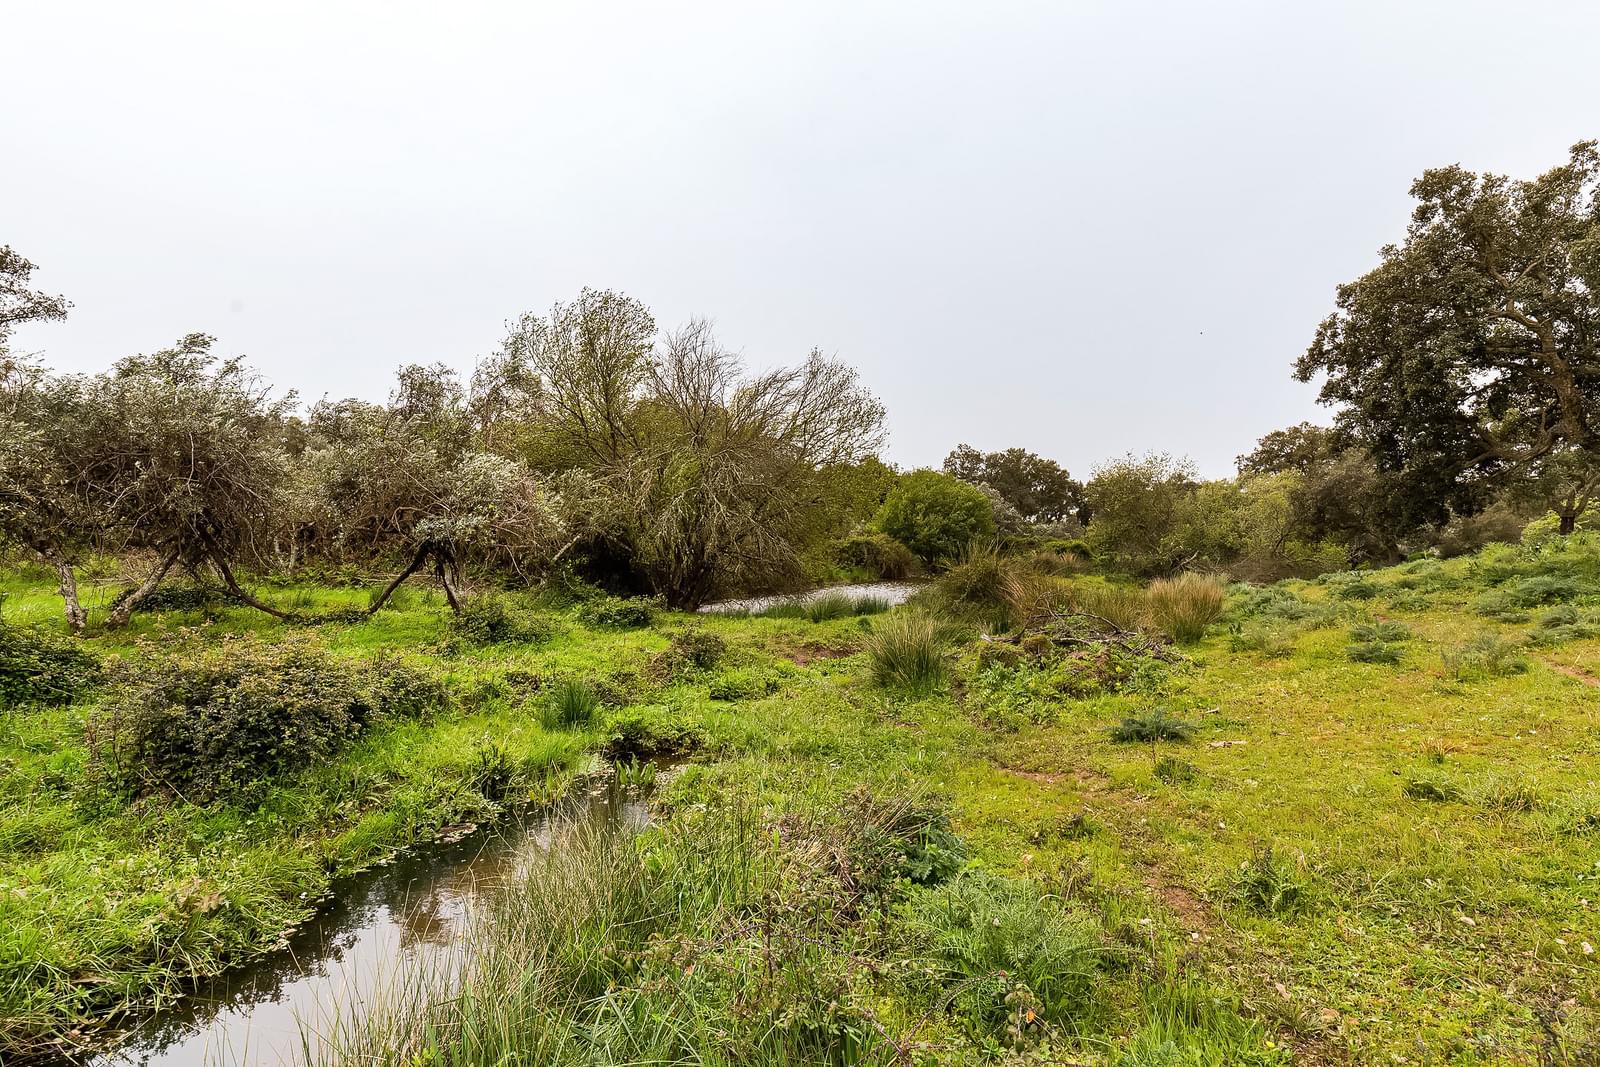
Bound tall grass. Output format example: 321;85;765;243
756;591;891;622
540;678;599;729
865;611;947;694
1145;573;1225;644
1070;582;1149;631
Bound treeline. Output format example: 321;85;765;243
5;140;1597;629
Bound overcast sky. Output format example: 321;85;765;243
5;1;1599;477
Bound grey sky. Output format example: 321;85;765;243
6;1;1599;477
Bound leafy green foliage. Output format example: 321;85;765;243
875;469;996;565
577;595;658;629
1110;707;1197;743
832;529;917;580
0;620;99;707
450;596;556;645
87;638;440;800
1229;848;1308;915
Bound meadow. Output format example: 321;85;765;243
2;537;1599;1065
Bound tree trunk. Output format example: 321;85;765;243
202;538;295;620
41;549;87;634
104;546;181;629
1560;509;1578;536
434;548;463;613
367;542;433;615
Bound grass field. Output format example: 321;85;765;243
2;544;1598;1064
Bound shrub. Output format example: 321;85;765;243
603;704;704;759
1226;622;1295;658
1110;707;1196;743
541;678;600;729
1473;589;1531;622
707;668;778;701
1146;572;1225;643
1043;538;1094;562
1326;572;1380;600
865;611;947;694
1346;640;1403;664
0;621;100;708
1229;847;1308;915
577;596;658;629
1530;604;1599;645
88;637;433;800
450;596;556;645
902;871;1103;1041
110;581;235;615
833;529;917;580
662;628;727;670
1441;634;1530;681
876;469;997;565
801;592;891;622
1350;620;1411;643
1504;574;1588;606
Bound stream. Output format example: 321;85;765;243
78;778;654;1067
696;580;921;615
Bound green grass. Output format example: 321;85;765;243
4;541;1600;1063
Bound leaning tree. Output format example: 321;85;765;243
1297;141;1600;532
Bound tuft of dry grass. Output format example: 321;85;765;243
1070;582;1150;631
1146;573;1225;644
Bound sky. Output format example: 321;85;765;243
5;0;1599;478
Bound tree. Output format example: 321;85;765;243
296;379;566;613
942;444;1085;525
79;336;295;625
876;470;996;565
1296;142;1600;532
0;247;70;354
500;302;885;607
1082;453;1200;575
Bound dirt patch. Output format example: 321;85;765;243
1546;660;1600;688
1145;875;1212;930
785;643;855;667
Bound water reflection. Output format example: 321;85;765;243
83;782;650;1067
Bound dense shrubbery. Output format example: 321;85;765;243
577;595;658;629
0;620;100;707
832;529;917;579
876;470;996;566
450;595;557;645
87;638;444;799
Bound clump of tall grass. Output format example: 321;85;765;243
1146;572;1225;644
866;611;947;694
1069;582;1149;631
540;678;599;729
1440;633;1529;681
1229;847;1309;916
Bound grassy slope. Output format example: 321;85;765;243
2;550;1598;1063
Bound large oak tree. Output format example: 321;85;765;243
1297;142;1600;532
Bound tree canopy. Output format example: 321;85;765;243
1297;141;1600;529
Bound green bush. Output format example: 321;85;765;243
1350;620;1411;643
833;529;917;579
1110;707;1196;743
1346;640;1403;664
1441;634;1530;681
87;637;436;800
663;627;727;670
450;596;556;645
577;595;658;629
876;469;997;565
603;704;705;759
0;621;100;708
1146;572;1225;643
865;611;947;694
110;581;235;614
1530;604;1600;645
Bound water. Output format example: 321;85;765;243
79;780;653;1067
697;580;921;615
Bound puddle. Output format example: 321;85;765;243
697;580;921;615
78;779;654;1067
